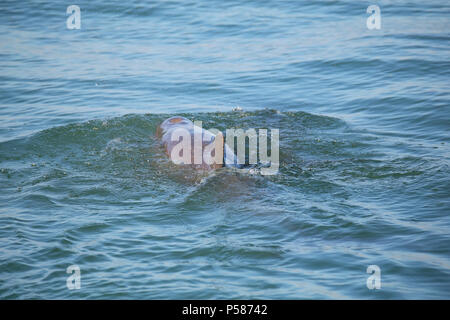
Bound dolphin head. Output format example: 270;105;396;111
156;116;193;138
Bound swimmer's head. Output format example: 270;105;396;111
156;116;193;137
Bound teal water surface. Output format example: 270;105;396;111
0;1;449;299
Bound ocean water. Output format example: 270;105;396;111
0;0;449;299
